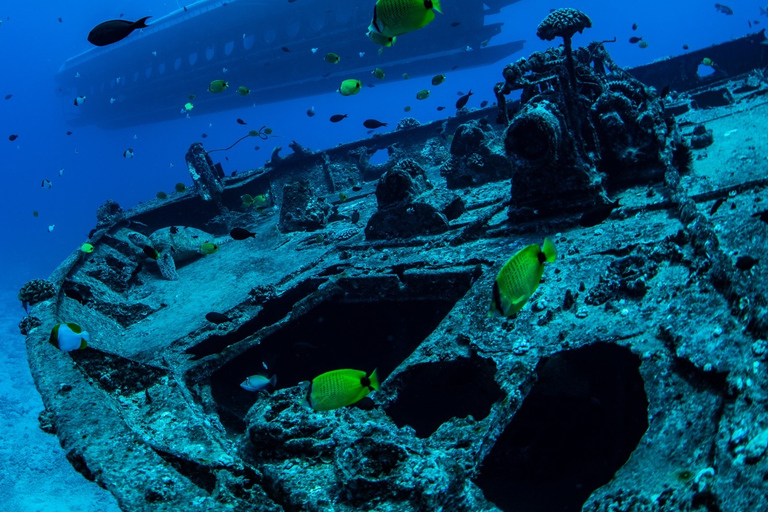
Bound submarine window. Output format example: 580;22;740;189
243;34;255;50
174;57;182;70
158;62;166;75
205;46;215;61
224;40;234;56
132;71;139;83
264;28;276;44
189;52;198;66
286;20;301;38
145;66;152;79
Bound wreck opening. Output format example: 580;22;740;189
476;342;648;512
384;356;502;438
209;271;476;433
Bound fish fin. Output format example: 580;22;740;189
430;0;443;14
416;9;436;29
269;375;277;387
79;339;87;350
66;322;82;334
134;16;151;28
368;369;380;391
542;237;557;263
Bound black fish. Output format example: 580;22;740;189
88;16;151;46
66;131;73;135
201;133;208;138
351;210;360;224
236;118;247;125
683;44;689;50
206;312;231;324
579;200;620;227
330;114;348;123
660;84;670;98
8;134;18;141
709;197;725;215
735;255;758;271
363;119;387;129
629;36;643;44
456;90;473;109
450;22;461;27
143;245;159;260
281;46;291;52
632;23;637;30
714;3;733;15
170;226;179;234
4;94;12;100
480;100;489;108
437;106;446;111
58;17;63;23
752;210;768;223
231;227;256;240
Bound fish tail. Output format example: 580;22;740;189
427;0;443;13
368;369;380;390
134;16;151;28
542;237;557;263
269;375;277;387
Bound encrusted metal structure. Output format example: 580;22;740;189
24;21;768;512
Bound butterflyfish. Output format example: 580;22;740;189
50;322;89;352
490;238;557;317
367;0;442;45
305;368;379;411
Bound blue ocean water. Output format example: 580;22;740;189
0;0;759;508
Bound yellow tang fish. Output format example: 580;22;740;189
368;0;442;41
490;238;557;317
305;368;379;411
50;322;89;352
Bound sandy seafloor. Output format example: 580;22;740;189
0;287;120;511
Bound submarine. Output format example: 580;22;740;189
55;0;525;129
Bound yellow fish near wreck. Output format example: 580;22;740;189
490;238;557;317
304;368;379;411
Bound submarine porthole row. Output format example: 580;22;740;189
206;46;215;61
475;343;649;512
384;356;503;438
224;40;234;56
208;273;475;433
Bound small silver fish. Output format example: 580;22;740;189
240;374;276;392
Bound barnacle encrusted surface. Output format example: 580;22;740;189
536;7;592;41
18;279;57;305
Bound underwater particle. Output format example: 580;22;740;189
4;94;11;100
174;183;186;193
237;118;247;125
156;191;168;200
431;73;446;86
143;245;159;260
363;119;387;129
41;179;52;189
416;89;430;100
201;133;207;138
683;44;689;50
80;243;94;253
200;242;218;255
490;238;557;317
48;224;55;232
305;368;379;411
205;312;231;324
123;148;134;158
8;134;18;141
579;200;620;227
230;227;256;240
281;46;291;52
372;67;385;79
88;16;151;46
330;114;348;123
66;131;72;135
629;36;643;44
306;106;316;117
632;22;637;30
324;52;340;63
73;95;86;106
366;0;442;45
49;323;89;351
735;255;759;271
436;106;445;111
638;40;648;48
339;79;362;96
241;374;276;392
237;85;250;95
32;210;39;217
208;79;228;93
455;89;473;109
714;3;733;15
450;21;460;27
